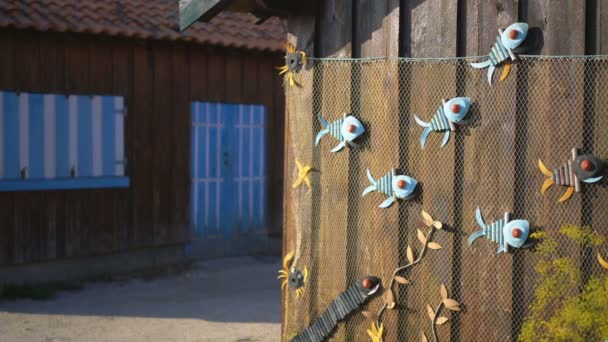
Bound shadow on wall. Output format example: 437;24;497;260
0;256;281;324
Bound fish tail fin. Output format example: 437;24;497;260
470;60;491;69
318;114;329;128
541;178;555;194
362;185;377;197
538;160;553;177
499;61;512;81
487;65;496;85
414;115;431;127
330;141;346;153
420;127;432;149
379;196;396;208
315;129;329;146
467;230;485;246
475;207;487;230
440;130;450;148
559;186;575;202
366;168;376;184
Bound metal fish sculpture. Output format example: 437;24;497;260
468;207;530;254
470;22;529;85
538;148;605;202
414;97;471;149
315;113;365;152
291;276;381;342
363;168;418;208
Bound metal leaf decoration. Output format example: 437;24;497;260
407;245;415;264
394;276;410;285
435;317;449;325
418;229;427;244
426;304;435;320
421;333;428;342
443;298;461;311
440;284;448;300
386;289;396;309
428;242;442;250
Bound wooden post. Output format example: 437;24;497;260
459;1;519;340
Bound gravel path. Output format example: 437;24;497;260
0;257;281;342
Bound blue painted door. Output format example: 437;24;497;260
190;102;268;258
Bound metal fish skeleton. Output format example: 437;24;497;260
414;97;471;149
291;276;380;342
315;113;365;152
362;168;418;208
539;148;605;202
468;207;530;254
470;22;529;85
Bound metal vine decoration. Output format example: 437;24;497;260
421;284;462;342
278;250;309;299
361;210;444;342
277;42;307;87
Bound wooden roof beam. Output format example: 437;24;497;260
179;0;319;31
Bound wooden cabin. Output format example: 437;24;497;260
0;0;286;284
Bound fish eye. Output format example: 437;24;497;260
503;219;530;248
444;97;471;122
362;278;372;289
392;175;417;199
580;159;594;171
508;30;520;40
340;115;365;141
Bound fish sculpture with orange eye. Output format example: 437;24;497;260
414;97;471;149
468;207;532;254
363;168;418;208
470;22;529;85
538;148;606;202
315;113;365;152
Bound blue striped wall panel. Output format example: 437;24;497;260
0;91;128;191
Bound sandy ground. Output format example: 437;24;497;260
0;257;281;342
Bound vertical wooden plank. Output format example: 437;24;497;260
401;1;458;341
207;51;226;102
189;47;208;101
515;0;586;338
459;1;519;340
113;40;134;252
282;15;315;340
131;43;155;248
587;0;608;276
171;44;191;244
0;29;16;265
350;0;401;341
88;38;115;255
151;44;172;246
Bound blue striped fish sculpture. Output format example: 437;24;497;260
538;148;605;202
414;97;471;149
291;276;380;342
315;113;365;152
468;207;530;254
362;168;418;208
470;22;529;85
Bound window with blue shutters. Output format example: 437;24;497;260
0;91;129;191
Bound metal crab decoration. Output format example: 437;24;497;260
277;42;307;87
278;251;308;299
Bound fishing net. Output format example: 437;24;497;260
282;55;608;341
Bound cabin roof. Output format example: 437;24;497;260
0;0;286;52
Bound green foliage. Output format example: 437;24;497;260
519;226;608;342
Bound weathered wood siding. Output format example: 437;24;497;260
284;1;607;341
0;29;285;266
